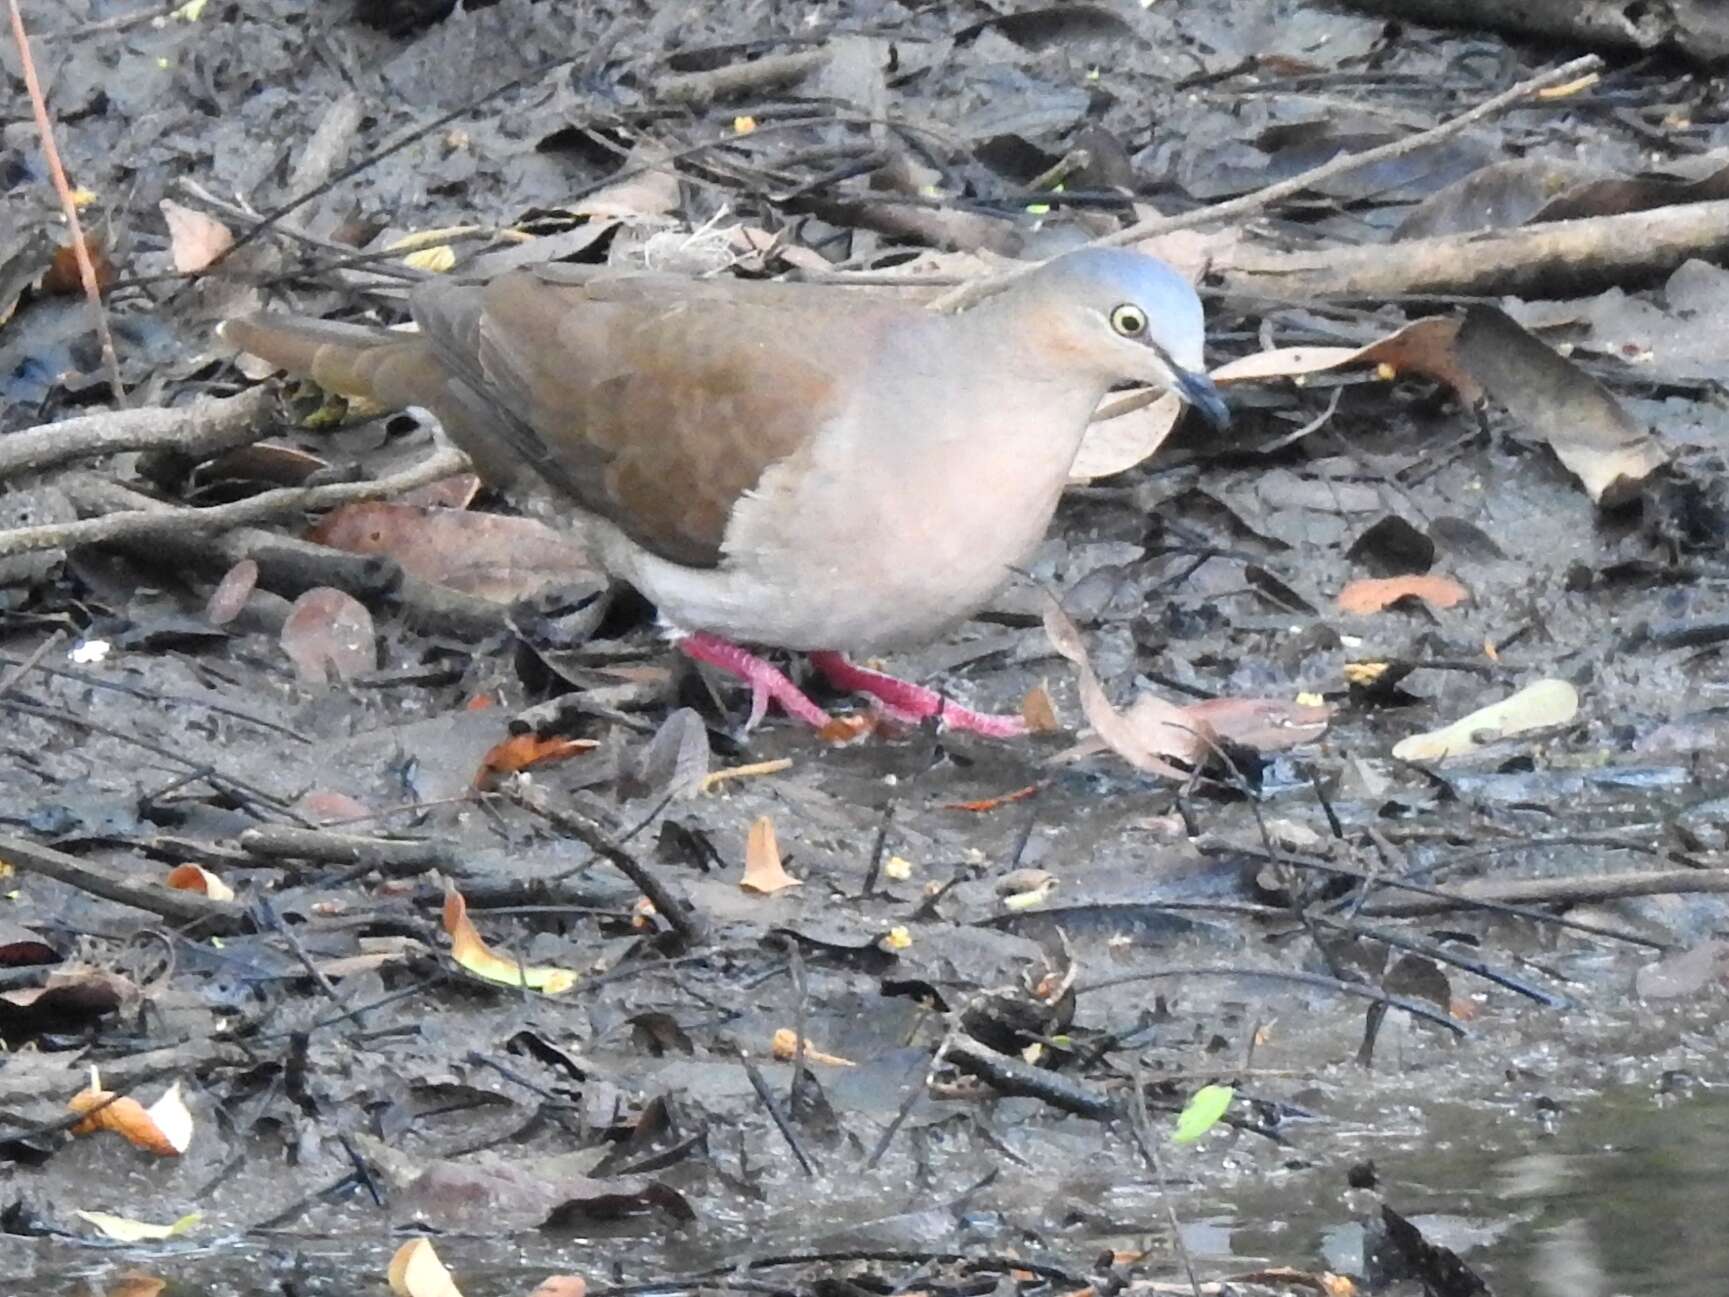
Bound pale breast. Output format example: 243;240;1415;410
599;323;1108;652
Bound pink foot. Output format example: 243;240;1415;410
678;633;833;731
808;652;1028;739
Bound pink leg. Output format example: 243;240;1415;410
808;652;1028;739
678;633;832;731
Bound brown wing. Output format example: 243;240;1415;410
409;267;917;568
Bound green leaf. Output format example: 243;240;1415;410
1172;1084;1234;1144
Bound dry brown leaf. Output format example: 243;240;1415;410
572;148;681;220
1043;598;1195;777
818;714;876;743
398;474;483;509
1455;306;1666;504
205;441;329;486
42;233;117;296
740;816;801;893
1020;680;1061;732
280;587;376;684
161;199;235;273
1046;597;1331;770
1070;390;1182;482
205;559;258;625
1336;574;1469;615
309;504;600;603
1074;315;1492;482
771;1028;855;1066
1184;696;1333;752
295;788;371;822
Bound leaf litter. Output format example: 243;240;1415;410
2;3;1728;1295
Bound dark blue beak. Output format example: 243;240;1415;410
1176;370;1230;430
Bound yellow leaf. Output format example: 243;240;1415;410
443;888;577;993
74;1210;200;1241
403;245;456;273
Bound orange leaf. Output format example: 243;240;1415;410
68;1075;191;1155
771;1028;855;1066
160;199;235;273
943;784;1039;813
388;1238;465;1297
164;864;234;902
1336;574;1469;614
740;816;801;894
818;714;875;744
474;733;597;788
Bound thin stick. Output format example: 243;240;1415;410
6;0;127;405
0;447;469;560
930;53;1604;312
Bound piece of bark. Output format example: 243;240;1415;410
1331;0;1729;64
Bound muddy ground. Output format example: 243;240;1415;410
3;2;1729;1295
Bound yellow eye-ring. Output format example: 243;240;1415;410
1110;303;1148;337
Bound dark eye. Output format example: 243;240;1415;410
1110;303;1147;337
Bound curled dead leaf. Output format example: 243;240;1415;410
1455;306;1665;505
1042;597;1196;777
771;1028;855;1066
1045;595;1331;772
165;864;235;902
389;1238;466;1297
474;733;597;789
442;887;577;993
741;816;801;894
68;1072;192;1156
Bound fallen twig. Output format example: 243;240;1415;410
0;387;274;481
931;53;1605;312
0;446;469;559
0;832;247;934
238;825;459;875
659;48;830;106
1220;198;1729;298
1361;866;1729;917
